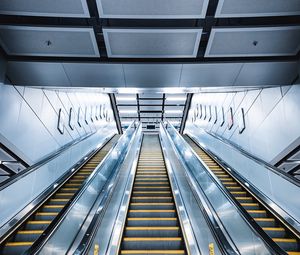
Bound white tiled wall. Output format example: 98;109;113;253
0;84;117;164
186;84;300;164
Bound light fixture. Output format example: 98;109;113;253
165;110;182;114
166;97;186;101
119;110;137;114
116;97;136;101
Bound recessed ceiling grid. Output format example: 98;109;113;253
0;0;299;62
116;93;187;132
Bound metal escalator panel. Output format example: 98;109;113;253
119;135;187;255
184;135;300;255
0;135;120;255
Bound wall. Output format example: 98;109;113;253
0;84;117;165
186;84;300;164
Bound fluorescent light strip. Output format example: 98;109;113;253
119;110;137;114
165;110;182;114
166;97;186;101
116;97;136;101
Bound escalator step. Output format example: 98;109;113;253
122;237;183;250
130;203;174;210
128;210;176;218
127;218;178;227
125;226;180;237
254;218;276;227
273;238;298;251
262;227;286;238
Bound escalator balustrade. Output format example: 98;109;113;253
0;136;119;255
119;135;187;255
184;135;300;255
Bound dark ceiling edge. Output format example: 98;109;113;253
179;93;193;134
109;93;123;134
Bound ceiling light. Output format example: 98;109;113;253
168;120;181;125
165;110;182;114
119;110;137;114
166;97;186;101
116;97;136;101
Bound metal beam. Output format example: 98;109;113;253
109;93;123;134
179;93;193;134
136;94;141;121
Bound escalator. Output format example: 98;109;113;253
119;134;187;255
184;135;300;255
0;135;119;255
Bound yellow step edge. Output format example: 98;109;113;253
134;182;169;185
135;178;168;181
132;197;172;199
5;242;33;247
61;188;77;191
17;230;44;234
262;227;285;231
35;212;59;216
121;250;185;254
43;205;64;208
240;203;259;206
27;221;51;224
254;218;275;222
130;203;174;205
126;226;179;230
56;193;74;196
230;191;246;194
133;187;170;189
246;210;266;213
123;237;181;241
287;252;300;255
128;218;177;221
272;238;297;243
236;197;252;200
129;210;175;213
50;199;69;202
133;191;171;194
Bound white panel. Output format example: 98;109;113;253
7;61;70;87
0;26;99;57
63;63;125;87
206;26;300;57
104;29;202;58
124;64;182;87
216;0;300;18
0;0;90;18
235;62;298;86
97;0;208;18
180;63;243;87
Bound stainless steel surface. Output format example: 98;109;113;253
0;130;116;238
185;125;300;233
160;124;217;255
35;122;138;254
105;126;143;255
166;122;276;255
6;61;299;88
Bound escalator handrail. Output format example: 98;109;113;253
24;121;139;255
166;121;287;255
73;122;143;255
203;129;300;187
0;133;115;244
161;122;239;255
0;131;96;191
187;132;300;241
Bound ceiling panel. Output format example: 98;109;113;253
0;0;90;17
234;62;298;86
180;63;243;87
0;26;99;57
205;26;300;57
124;64;182;87
63;63;124;87
96;0;208;19
140;99;163;105
140;106;162;111
216;0;300;18
103;28;202;58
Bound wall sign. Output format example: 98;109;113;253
85;106;89;125
214;106;218;124
220;107;225;127
227;107;234;130
57;108;65;134
238;108;246;134
77;107;82;127
208;105;212;122
68;107;74;130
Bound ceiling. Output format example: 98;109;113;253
115;93;187;132
0;0;299;91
